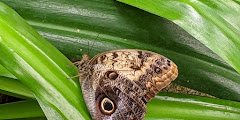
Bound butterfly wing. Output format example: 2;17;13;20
79;49;178;120
80;64;146;120
90;49;178;102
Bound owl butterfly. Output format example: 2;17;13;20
76;49;178;120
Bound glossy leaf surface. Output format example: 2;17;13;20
0;0;240;119
0;2;90;119
146;93;240;120
117;0;240;74
1;94;240;120
1;0;239;101
0;100;44;119
0;76;34;99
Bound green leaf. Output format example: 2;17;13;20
0;0;240;119
116;0;240;73
146;93;240;120
0;76;34;99
0;1;90;119
2;0;239;101
0;100;45;119
1;94;240;120
0;64;15;79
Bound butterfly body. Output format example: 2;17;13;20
78;49;178;120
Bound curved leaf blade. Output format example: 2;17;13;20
0;0;240;119
1;94;240;120
1;0;240;101
0;76;34;99
0;100;45;119
146;93;240;120
116;0;240;74
0;2;90;119
0;64;15;79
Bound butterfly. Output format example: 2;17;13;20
74;49;178;120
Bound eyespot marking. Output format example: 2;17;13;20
100;97;116;115
105;71;118;80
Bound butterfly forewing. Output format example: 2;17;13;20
79;49;178;120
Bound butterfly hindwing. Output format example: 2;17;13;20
79;49;178;120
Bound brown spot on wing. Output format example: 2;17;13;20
130;65;141;71
138;51;143;59
100;55;106;63
112;52;118;59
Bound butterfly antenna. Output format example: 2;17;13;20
89;27;105;56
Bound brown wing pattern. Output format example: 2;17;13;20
81;64;146;120
90;49;178;102
79;49;178;120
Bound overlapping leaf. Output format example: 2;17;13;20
0;0;240;119
0;1;90;119
2;0;239;101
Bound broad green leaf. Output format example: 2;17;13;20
0;76;34;99
146;93;240;120
36;96;64;120
1;94;240;120
0;2;90;119
15;118;46;120
116;0;240;73
0;100;45;119
0;64;15;78
0;0;240;119
1;0;240;101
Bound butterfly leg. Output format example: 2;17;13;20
67;70;88;80
67;61;85;68
67;74;81;79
